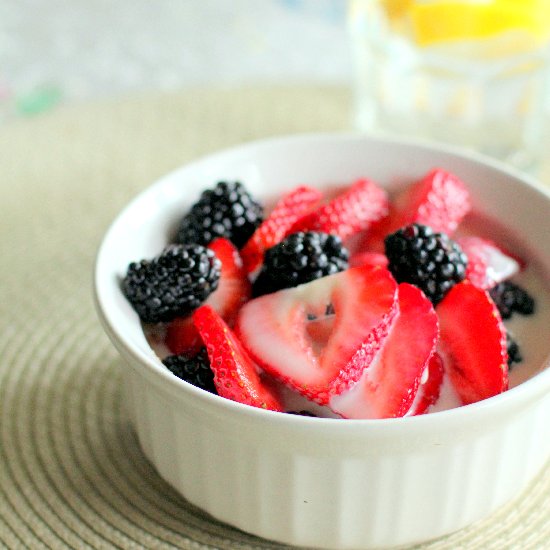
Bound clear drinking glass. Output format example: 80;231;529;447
348;0;550;172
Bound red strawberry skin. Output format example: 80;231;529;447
206;238;252;323
166;238;251;356
436;281;508;405
236;265;398;404
395;168;471;235
240;185;322;274
193;305;283;411
329;283;439;419
289;179;389;241
357;168;471;254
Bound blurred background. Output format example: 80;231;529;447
4;0;550;175
0;0;351;123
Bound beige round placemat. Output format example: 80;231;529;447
0;86;548;550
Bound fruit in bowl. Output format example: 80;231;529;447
94;134;550;549
120;163;536;420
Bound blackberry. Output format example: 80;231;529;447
122;244;221;323
384;223;467;305
253;231;349;296
162;348;217;393
489;281;535;320
176;181;263;248
506;332;523;370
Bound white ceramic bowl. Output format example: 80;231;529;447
94;134;550;549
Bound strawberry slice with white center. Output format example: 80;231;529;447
193;305;283;411
236;265;398;404
458;236;520;290
205;238;252;322
356;168;471;253
166;238;251;355
240;185;322;274
289;179;389;241
329;283;439;419
406;352;445;416
436;281;508;405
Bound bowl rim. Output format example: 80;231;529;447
93;131;550;429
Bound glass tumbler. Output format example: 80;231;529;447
348;0;550;172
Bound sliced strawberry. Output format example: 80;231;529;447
458;236;520;290
436;281;508;405
240;185;322;274
353;168;471;253
166;238;251;356
193;305;283;411
407;352;445;416
329;283;439;419
393;168;471;235
289;179;389;241
349;251;388;269
206;238;252;322
236;265;398;404
165;316;202;356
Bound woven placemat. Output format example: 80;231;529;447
0;86;548;550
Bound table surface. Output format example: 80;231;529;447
0;86;548;550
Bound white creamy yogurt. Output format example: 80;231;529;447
502;266;550;388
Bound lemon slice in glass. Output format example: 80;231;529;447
409;0;550;46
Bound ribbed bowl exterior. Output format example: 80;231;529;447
119;358;549;550
95;134;550;549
